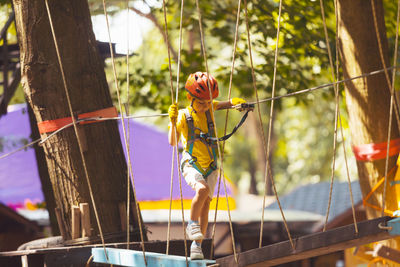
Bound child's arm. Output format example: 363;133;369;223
168;104;179;146
216;97;246;110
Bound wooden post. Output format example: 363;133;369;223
80;203;91;237
71;205;81;239
118;202;127;231
54;207;67;239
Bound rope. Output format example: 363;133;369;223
44;0;108;258
371;0;400;217
333;0;358;233
175;0;189;263
162;0;189;262
125;0;131;249
2;63;398;157
257;0;295;250
161;0;174;256
194;0;242;261
371;0;400;133
161;0;189;261
101;0;147;264
319;0;346;233
387;0;400;217
210;0;242;260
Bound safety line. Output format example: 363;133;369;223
251;65;399;105
210;0;242;261
101;0;147;264
44;0;108;258
3;65;400;162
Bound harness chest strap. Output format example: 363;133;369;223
182;108;218;178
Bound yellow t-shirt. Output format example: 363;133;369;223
173;101;219;169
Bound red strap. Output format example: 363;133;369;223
352;138;400;161
37;107;118;134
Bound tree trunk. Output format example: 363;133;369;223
27;103;59;235
338;0;399;264
13;0;144;241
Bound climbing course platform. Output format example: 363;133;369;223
216;216;399;267
92;247;216;267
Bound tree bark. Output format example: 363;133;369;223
338;0;398;218
13;0;144;241
27;103;60;235
338;0;400;264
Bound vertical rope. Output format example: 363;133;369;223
319;0;342;232
333;0;358;233
125;0;132;249
258;0;294;250
176;0;189;263
242;0;295;250
44;0;108;259
194;0;243;261
371;0;400;217
210;0;242;260
161;0;187;261
162;0;175;254
101;0;147;264
165;0;189;263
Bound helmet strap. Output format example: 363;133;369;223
190;98;197;113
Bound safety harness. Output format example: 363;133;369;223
182;109;218;179
181;103;254;179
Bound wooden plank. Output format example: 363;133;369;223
0;239;213;260
54;207;67;239
216;217;395;267
71;205;81;239
92;247;216;267
374;244;400;263
80;203;91;237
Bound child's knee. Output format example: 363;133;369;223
196;183;210;198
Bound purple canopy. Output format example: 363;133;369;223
0;104;234;209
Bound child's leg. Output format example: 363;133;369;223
199;197;211;238
190;181;210;221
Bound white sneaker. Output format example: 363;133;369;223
186;222;204;240
190;242;204;260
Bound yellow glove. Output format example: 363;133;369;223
231;97;246;106
168;104;178;123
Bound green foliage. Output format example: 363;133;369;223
98;0;350;195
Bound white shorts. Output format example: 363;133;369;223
182;162;219;199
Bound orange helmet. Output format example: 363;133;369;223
185;72;219;100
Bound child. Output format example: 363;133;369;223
168;71;246;260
